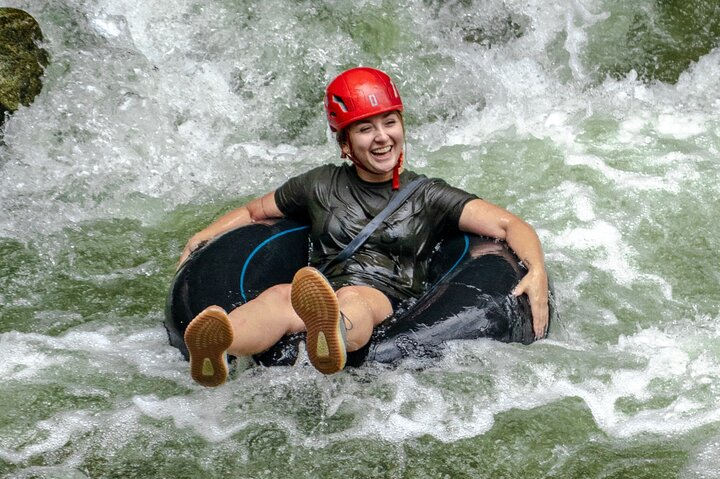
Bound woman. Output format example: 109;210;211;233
179;67;549;387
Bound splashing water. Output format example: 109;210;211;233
1;0;720;477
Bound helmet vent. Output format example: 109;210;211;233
332;95;349;112
390;81;399;99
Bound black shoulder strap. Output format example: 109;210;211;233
319;176;429;274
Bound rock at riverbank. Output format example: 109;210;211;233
0;8;49;125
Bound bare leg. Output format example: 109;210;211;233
225;283;305;356
185;269;394;383
336;286;392;351
225;282;391;355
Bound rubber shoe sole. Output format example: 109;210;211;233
184;305;233;387
291;267;346;375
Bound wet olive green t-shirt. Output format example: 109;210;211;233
275;164;477;300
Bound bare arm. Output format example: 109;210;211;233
178;191;283;268
458;199;549;339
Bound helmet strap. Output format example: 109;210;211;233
392;151;404;190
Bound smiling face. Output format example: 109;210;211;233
342;111;405;183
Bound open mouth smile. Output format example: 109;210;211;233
371;145;392;156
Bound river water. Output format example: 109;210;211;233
1;1;719;477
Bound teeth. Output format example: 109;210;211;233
372;146;392;155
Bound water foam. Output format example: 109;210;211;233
1;1;719;471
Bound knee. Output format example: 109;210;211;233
336;287;361;303
336;287;385;312
259;283;292;303
337;286;392;320
336;287;374;311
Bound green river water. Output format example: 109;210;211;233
1;0;720;477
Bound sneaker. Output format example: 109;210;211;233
290;267;347;374
184;305;233;387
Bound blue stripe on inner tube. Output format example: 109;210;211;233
240;225;310;303
431;234;470;287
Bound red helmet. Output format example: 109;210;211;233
324;67;403;132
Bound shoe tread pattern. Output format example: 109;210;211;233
291;267;346;374
184;306;233;387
